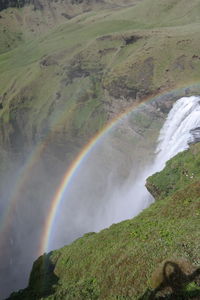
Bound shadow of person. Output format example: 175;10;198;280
138;260;200;300
161;261;200;294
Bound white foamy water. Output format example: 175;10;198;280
130;95;200;214
103;96;200;224
154;96;200;172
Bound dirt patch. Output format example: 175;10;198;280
136;56;154;89
40;56;58;67
98;47;117;56
96;35;112;41
61;12;73;19
172;55;186;71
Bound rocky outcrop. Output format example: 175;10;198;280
0;0;125;12
189;127;200;144
0;0;31;11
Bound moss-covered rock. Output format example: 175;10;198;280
146;143;200;199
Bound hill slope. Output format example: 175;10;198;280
7;142;200;299
1;0;200;167
1;0;200;173
1;0;200;298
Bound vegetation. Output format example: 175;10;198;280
1;1;200;299
1;0;200;165
7;143;200;299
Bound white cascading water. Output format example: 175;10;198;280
129;95;200;215
92;96;200;228
153;95;200;172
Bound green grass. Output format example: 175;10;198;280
1;2;200;299
7;143;200;300
146;143;200;199
1;0;200;131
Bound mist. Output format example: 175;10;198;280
1;96;200;299
49;96;200;250
0;100;162;299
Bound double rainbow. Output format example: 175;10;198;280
39;84;200;254
0;84;199;256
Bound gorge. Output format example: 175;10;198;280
2;96;200;299
0;0;200;299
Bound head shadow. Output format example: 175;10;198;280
139;260;200;299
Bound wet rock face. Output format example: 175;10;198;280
0;0;30;11
189;127;200;144
0;0;101;11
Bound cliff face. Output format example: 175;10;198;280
146;143;200;200
1;0;200;164
6;143;200;300
0;0;99;11
1;0;200;165
0;0;29;11
0;0;134;12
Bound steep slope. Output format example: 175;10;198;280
0;0;138;53
1;0;200;298
1;0;200;168
6;142;200;299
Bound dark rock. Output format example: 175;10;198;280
0;0;31;11
55;92;61;99
189;127;200;144
32;0;43;10
40;56;58;67
61;12;72;19
123;35;141;45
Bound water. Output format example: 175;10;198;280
129;96;200;214
124;95;200;217
154;96;200;172
2;96;200;299
51;96;200;249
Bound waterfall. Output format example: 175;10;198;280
154;96;200;172
106;96;200;224
50;96;200;249
132;95;200;214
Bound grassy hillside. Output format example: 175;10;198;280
7;142;200;299
1;0;200;143
1;1;200;298
1;0;200;170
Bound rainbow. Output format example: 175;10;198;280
0;97;83;249
39;109;127;254
0;144;46;234
0;83;199;256
39;83;200;254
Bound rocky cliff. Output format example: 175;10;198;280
0;0;29;11
0;0;104;12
